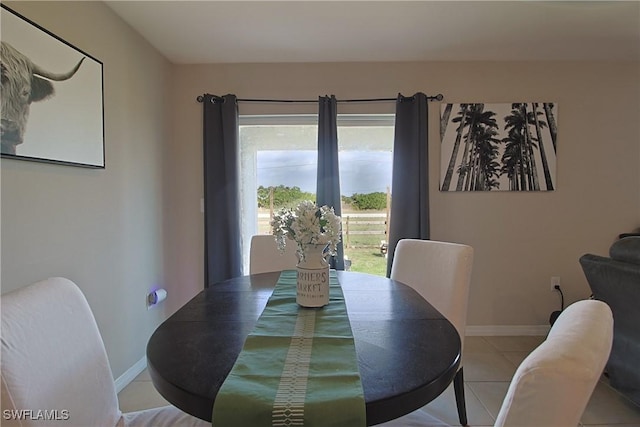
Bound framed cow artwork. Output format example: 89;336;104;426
1;4;104;168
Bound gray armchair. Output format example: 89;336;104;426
579;236;640;406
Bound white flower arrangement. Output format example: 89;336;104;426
271;200;342;260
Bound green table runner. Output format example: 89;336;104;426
212;270;366;427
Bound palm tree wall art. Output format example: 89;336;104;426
440;103;557;191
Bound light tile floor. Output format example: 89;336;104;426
118;336;640;426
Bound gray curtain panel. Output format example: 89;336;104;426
386;93;430;277
203;94;242;286
316;95;345;270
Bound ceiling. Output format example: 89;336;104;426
105;1;640;64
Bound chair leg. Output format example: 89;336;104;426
454;367;468;426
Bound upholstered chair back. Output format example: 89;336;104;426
249;234;299;274
1;277;122;427
390;239;474;352
494;299;613;427
1;277;210;427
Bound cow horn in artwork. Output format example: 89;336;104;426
32;57;85;81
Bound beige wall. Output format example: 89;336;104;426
1;2;638;383
170;61;640;329
1;1;174;378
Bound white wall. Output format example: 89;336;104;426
168;61;640;330
1;1;174;378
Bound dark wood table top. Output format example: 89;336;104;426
146;271;461;425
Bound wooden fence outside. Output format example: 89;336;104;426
258;212;389;248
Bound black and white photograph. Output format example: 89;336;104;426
1;4;104;168
440;102;557;192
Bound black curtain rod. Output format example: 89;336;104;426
196;94;444;103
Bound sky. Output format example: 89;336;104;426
257;150;392;195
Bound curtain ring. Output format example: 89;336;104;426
398;94;416;102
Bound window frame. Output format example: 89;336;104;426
238;114;395;273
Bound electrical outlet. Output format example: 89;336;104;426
551;276;560;292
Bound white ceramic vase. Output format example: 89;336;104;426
296;244;330;307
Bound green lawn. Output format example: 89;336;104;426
344;247;388;277
342;229;388;277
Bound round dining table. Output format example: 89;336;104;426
146;270;461;425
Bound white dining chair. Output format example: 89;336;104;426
494;299;613;426
380;299;613;427
390;238;474;426
249;234;299;274
1;277;209;427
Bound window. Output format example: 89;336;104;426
336;115;394;276
239;115;394;275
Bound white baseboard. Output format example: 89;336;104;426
465;325;550;336
114;356;147;393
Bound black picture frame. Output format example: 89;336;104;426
440;102;558;192
1;4;105;168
